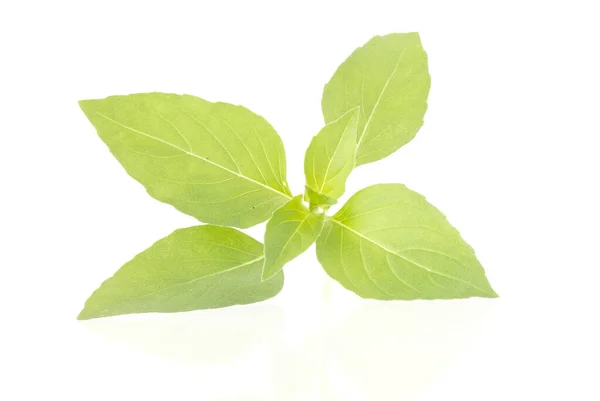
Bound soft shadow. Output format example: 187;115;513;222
317;299;494;400
80;304;284;365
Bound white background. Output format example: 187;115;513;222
1;1;599;400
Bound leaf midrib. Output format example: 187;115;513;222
98;255;265;310
328;217;488;293
269;213;310;273
96;112;292;200
318;108;358;194
356;47;407;149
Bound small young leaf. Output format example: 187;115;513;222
78;225;283;320
79;93;292;228
304;107;359;207
322;33;431;166
263;196;325;280
303;186;337;209
316;184;497;300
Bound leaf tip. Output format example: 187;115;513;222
76;308;93;320
77;298;105;320
78;99;98;118
477;282;499;299
78;98;91;108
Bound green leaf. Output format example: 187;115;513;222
78;225;283;320
322;33;431;166
79;93;292;228
303;186;337;209
304;107;359;206
316;184;497;300
263;196;325;280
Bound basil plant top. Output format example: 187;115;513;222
78;33;497;320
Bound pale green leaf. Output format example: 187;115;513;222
79;93;292;228
304;107;359;207
303;185;337;209
263;196;325;280
322;33;431;166
78;225;283;320
316;184;497;299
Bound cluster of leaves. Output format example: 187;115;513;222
78;33;497;320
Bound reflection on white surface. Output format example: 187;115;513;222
82;289;492;400
81;304;284;365
318;300;492;400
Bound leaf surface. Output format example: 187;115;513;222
322;33;431;166
316;184;497;299
79;93;292;228
263;196;325;280
304;107;359;207
78;225;283;320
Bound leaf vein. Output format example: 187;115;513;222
329;218;487;293
96;112;291;200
